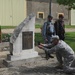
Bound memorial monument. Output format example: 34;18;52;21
4;14;38;63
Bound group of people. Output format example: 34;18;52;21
41;14;65;60
41;14;65;43
38;15;75;73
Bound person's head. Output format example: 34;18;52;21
59;14;64;20
47;15;53;22
51;35;59;45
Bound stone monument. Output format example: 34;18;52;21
4;14;38;62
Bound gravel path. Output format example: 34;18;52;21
35;28;75;33
1;28;75;34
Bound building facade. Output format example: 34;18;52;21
0;0;73;26
27;0;50;24
0;0;26;26
27;0;69;24
71;9;75;25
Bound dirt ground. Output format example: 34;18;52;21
0;43;75;75
0;28;75;75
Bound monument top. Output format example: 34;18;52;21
10;13;35;43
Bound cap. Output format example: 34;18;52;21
51;35;59;41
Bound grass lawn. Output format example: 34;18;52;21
65;25;75;28
1;32;75;51
65;32;75;50
0;25;75;29
1;26;16;29
35;24;75;28
35;24;42;28
35;32;75;51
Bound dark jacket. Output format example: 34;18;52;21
54;20;65;40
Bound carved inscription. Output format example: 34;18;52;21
22;32;33;50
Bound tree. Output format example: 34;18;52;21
56;0;75;25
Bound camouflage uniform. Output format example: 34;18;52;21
43;40;75;73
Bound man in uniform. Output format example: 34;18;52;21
38;36;75;73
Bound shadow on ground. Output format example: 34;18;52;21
16;66;73;75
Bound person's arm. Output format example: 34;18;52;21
40;43;54;48
42;45;57;54
53;24;56;35
63;21;65;33
54;21;58;35
42;22;47;40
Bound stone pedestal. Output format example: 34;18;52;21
7;51;38;61
3;14;38;66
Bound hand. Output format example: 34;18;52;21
45;39;48;42
38;45;43;49
40;43;44;46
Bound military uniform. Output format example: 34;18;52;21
43;40;75;73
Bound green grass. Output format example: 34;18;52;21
0;24;41;29
1;32;75;51
65;25;75;28
1;33;11;42
1;25;75;29
35;33;44;44
35;32;75;51
0;26;16;29
65;32;75;50
35;24;42;28
35;24;75;28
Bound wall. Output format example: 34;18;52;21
71;9;75;25
0;0;69;26
27;0;50;24
27;0;69;25
0;0;26;26
51;3;68;24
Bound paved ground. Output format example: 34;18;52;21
1;28;75;34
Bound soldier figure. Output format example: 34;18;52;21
38;35;75;73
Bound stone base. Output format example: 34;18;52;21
7;51;38;61
3;56;40;67
3;51;39;67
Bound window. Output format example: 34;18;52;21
37;12;44;19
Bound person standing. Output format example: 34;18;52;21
42;15;55;43
54;14;65;40
41;15;55;59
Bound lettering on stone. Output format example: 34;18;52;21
22;31;33;50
